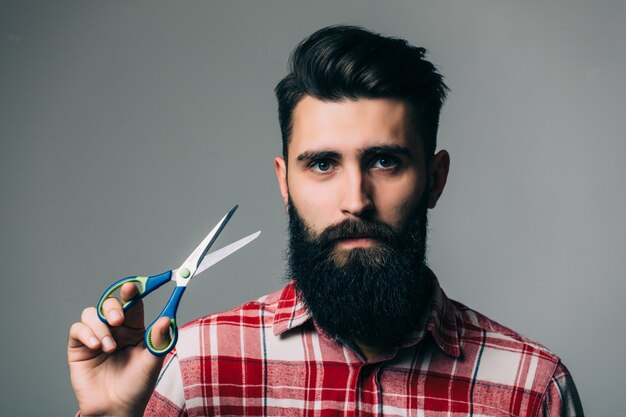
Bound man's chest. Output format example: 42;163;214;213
179;347;546;417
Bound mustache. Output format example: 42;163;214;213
313;218;399;247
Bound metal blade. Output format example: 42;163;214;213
182;205;238;271
195;231;261;276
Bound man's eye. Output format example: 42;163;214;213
311;159;334;172
371;155;399;169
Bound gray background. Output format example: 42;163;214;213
1;1;624;415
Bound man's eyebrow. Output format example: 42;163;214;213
296;150;341;162
361;145;413;159
295;145;412;164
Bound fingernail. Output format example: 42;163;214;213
88;336;99;348
109;310;122;322
102;336;116;351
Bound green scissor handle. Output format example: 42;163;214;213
97;271;183;356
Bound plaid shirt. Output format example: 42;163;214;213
145;270;583;417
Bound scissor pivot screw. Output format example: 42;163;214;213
180;268;191;278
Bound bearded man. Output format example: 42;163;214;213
68;25;583;417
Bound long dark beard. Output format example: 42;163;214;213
287;200;433;347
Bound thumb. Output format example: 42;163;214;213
144;316;174;359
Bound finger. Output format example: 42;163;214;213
120;295;146;330
101;296;125;327
140;319;170;377
81;306;117;352
148;316;172;351
68;321;101;350
115;281;147;330
120;281;140;303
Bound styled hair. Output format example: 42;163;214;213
275;25;449;159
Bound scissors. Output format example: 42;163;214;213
97;205;260;356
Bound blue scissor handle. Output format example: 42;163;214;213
97;271;172;324
144;285;186;356
96;271;173;324
96;270;184;356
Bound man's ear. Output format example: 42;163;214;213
427;150;450;209
274;156;289;210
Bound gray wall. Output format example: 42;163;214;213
1;1;624;415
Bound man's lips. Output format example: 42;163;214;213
334;236;379;249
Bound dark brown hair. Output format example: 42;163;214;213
275;25;449;159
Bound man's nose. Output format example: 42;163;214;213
339;167;374;217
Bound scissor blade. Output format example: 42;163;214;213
183;205;239;270
196;231;261;276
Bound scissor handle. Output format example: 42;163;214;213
97;271;172;324
144;286;186;356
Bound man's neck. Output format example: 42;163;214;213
354;340;391;361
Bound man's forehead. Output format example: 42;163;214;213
288;96;422;157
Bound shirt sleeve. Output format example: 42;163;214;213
540;361;584;417
144;351;188;416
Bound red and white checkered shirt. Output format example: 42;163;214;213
145;270;583;416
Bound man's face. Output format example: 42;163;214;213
276;96;430;248
274;97;449;347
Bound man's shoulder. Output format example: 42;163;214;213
447;297;562;386
429;275;560;366
452;298;557;358
422;282;583;414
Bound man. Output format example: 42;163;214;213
68;25;583;416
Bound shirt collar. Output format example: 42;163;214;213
419;268;462;358
272;269;462;358
272;282;310;335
